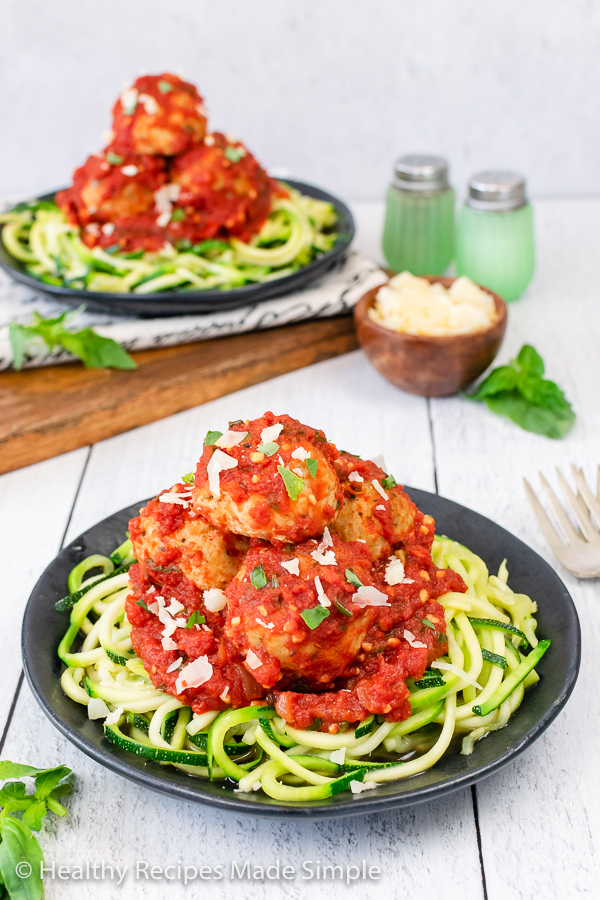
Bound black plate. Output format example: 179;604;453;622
0;180;355;317
22;488;580;819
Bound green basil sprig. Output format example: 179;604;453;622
9;308;136;371
468;344;575;439
0;761;72;899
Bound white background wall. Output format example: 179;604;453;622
1;0;599;203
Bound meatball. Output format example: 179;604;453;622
169;133;277;243
129;483;248;591
56;149;167;248
111;73;207;156
332;454;425;560
225;534;378;689
192;412;343;543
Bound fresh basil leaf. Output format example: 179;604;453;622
204;431;222;446
345;569;363;588
22;800;47;832
181;473;194;484
34;766;71;801
0;782;27;800
306;458;318;478
106;152;124;166
8;323;28;370
381;473;397;490
171;208;185;222
469;365;518;400
224;146;244;163
158;80;173;93
333;599;353;618
0;763;58;781
185;611;205;628
517;344;544;377
0;816;45;900
418;617;436;630
250;564;267;589
485;392;575;440
136;598;150;612
277;466;304;501
300;605;330;629
59;329;136;370
257;442;279;456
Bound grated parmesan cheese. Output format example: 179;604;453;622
348;471;363;483
101;222;115;235
314;575;331;607
166;658;183;673
330;747;346;764
245;649;262;670
176;656;213;692
260;423;283;444
372;480;389;501
161;636;178;651
350;780;379;795
311;549;337;566
158;492;189;508
354;585;390;608
291;447;311;460
104;706;124;726
203;588;227;612
280;558;300;576
87;698;110;720
215;430;247;449
138;93;159;115
121;165;139;177
256;617;275;629
206;449;238;497
384;557;414;586
403;629;427;649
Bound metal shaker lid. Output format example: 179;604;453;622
467;171;527;212
393;155;450;192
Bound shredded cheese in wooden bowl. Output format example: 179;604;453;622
369;271;499;336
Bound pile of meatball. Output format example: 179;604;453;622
126;412;466;731
57;73;278;253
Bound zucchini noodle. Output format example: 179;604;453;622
0;186;339;294
56;535;550;801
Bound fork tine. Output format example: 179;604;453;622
524;478;568;556
539;473;579;545
556;468;597;542
571;465;600;532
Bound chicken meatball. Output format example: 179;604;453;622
111;73;207;156
129;483;248;591
332;454;427;560
192;412;343;543
56;149;167;249
225;533;377;689
169;133;276;243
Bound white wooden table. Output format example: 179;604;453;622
1;198;598;899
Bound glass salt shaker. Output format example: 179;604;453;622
382;154;455;276
456;171;535;302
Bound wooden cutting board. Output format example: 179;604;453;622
0;315;359;476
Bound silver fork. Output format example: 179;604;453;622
524;465;600;578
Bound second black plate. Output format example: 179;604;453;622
21;488;580;819
0;180;354;317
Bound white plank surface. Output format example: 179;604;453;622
0;448;87;731
430;198;600;897
4;196;598;897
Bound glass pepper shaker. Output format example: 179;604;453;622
382;154;455;276
456;171;535;302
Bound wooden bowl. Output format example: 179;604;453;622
354;276;507;397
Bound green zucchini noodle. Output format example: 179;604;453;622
0;186;339;294
56;535;550;801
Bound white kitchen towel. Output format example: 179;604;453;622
0;250;386;370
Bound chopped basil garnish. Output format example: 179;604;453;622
185;610;206;629
136;599;150;612
181;473;194;484
437;633;448;643
204;430;223;446
250;564;268;589
104;244;121;254
106;152;123;165
269;575;279;588
171;208;186;222
224;146;244;163
306;458;318;478
158;80;173;93
229;419;244;426
345;569;363;588
418;617;435;630
381;474;398;490
301;605;330;629
257;441;279;456
277;466;304;501
333;599;352;618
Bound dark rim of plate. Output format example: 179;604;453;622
21;487;581;820
0;180;355;317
